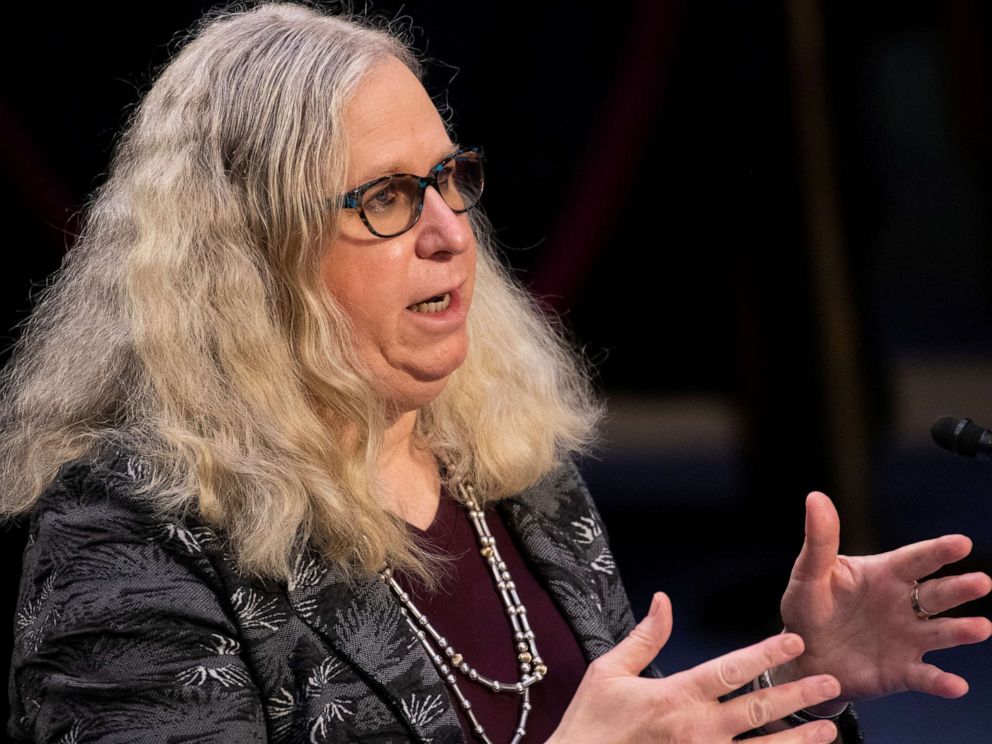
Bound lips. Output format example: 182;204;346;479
407;292;452;314
406;280;465;314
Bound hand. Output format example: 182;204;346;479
777;492;992;706
548;592;843;743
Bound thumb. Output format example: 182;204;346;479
792;491;840;582
597;592;673;676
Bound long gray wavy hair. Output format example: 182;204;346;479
0;2;600;582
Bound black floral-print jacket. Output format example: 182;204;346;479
9;454;862;743
8;453;643;744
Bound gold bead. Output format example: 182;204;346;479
451;653;463;667
480;546;494;558
518;652;533;663
535;663;548;676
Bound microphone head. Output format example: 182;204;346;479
931;416;964;452
931;416;988;458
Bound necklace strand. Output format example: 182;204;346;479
380;481;547;744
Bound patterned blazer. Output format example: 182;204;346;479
8;454;863;743
8;454;641;743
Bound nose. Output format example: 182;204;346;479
413;186;474;258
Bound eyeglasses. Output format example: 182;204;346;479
338;146;484;238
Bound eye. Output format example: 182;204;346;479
362;180;399;214
436;161;457;192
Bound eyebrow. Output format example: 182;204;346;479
351;143;461;188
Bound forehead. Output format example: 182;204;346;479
343;56;454;185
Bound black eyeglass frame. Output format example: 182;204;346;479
337;146;484;238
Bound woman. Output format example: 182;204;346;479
3;4;989;743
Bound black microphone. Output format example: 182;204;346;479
930;416;992;461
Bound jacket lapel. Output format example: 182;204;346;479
286;554;465;743
497;463;628;664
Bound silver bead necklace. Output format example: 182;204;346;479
379;481;548;744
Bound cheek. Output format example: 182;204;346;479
321;248;406;341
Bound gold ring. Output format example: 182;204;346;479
911;580;938;620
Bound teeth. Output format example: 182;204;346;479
409;293;451;314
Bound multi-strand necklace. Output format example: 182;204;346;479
379;481;547;744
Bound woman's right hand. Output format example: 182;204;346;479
547;592;843;743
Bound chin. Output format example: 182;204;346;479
384;378;451;412
363;357;449;407
373;338;469;410
389;358;466;411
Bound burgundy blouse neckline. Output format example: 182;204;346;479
394;491;587;743
407;486;460;553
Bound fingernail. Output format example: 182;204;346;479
812;721;837;744
820;677;840;698
815;722;837;742
648;593;661;618
782;635;803;655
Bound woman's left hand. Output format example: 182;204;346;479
774;492;992;707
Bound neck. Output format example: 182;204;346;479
379;409;441;530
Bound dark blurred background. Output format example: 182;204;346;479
2;1;990;740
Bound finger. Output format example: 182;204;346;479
906;662;970;698
721;674;840;737
921;616;992;652
916;573;992;616
790;492;839;582
759;720;838;743
889;534;973;582
594;592;673;676
689;633;806;699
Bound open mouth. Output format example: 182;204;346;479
407;292;452;314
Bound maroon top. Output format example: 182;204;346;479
395;491;588;743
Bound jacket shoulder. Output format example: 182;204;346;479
511;458;598;520
10;455;265;743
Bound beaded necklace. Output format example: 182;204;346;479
379;481;548;744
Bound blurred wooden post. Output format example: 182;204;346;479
785;0;875;553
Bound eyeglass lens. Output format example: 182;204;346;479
360;151;484;237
